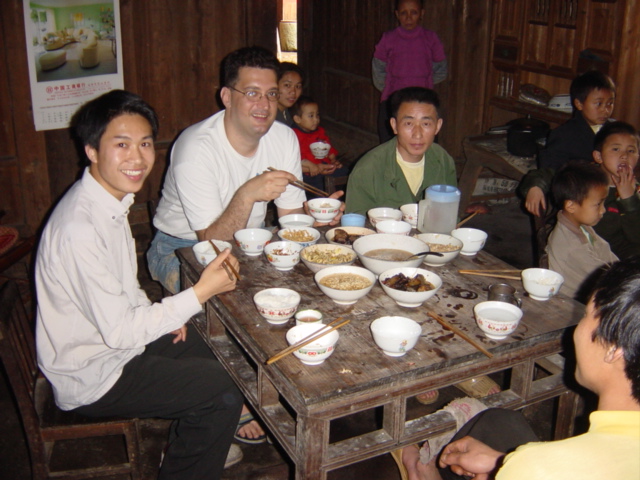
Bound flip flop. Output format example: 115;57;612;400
390;447;410;480
234;411;267;445
455;376;501;398
415;389;439;405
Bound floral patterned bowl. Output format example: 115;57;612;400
474;301;523;340
286;323;339;365
263;241;303;271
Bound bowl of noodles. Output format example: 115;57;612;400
300;244;356;273
413;233;463;266
314;265;376;305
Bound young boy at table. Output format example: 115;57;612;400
35;90;245;477
519;70;616;217
546;163;618;300
397;256;640;480
292;95;348;197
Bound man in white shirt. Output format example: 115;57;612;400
148;46;343;294
35;90;244;478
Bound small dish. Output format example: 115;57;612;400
375;220;412;235
367;207;402;226
286;323;339;365
400;203;418;227
277;227;321;247
474;301;523;340
192;239;233;266
521;268;564;301
378;267;442;308
279;213;315;228
253;288;301;325
233;228;272;256
325;226;376;248
307;198;342;222
370;316;421;356
263;241;303;271
413;233;463;266
451;228;488;256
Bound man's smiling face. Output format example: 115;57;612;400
390;101;443;163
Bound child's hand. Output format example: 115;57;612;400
612;163;637;200
319;163;337;175
302;159;321;176
328;154;343;169
525;187;546;217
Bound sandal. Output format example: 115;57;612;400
415;389;439;405
455;376;500;398
234;411;267;445
390;446;414;480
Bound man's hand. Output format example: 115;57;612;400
525;186;546;217
305;190;345;226
192;249;239;304
170;325;187;343
439;436;505;480
612;163;636;200
239;170;297;204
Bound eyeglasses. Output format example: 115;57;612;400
228;86;280;103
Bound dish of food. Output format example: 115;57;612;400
381;272;436;292
425;242;460;253
365;248;414;261
302;246;355;265
280;229;315;242
319;273;373;291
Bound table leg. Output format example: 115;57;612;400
296;415;329;480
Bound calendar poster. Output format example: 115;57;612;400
23;0;124;131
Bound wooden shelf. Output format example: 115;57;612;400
489;96;571;124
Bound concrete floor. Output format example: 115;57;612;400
1;197;558;479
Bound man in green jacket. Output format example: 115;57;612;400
346;87;457;215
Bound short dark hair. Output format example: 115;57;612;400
550;162;609;210
395;0;424;9
590;256;640;402
570;70;615;106
279;61;305;82
73;89;158;152
291;95;317;118
389;87;440;119
221;46;279;88
594;121;640;152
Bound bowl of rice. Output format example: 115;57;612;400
300;244;356;273
253;288;301;325
277;227;321;247
413;233;463;266
314;265;376;305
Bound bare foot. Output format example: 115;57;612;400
403;444;443;480
236;405;265;441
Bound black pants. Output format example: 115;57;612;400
377;99;394;143
439;408;540;480
74;324;243;480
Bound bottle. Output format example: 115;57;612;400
418;185;460;234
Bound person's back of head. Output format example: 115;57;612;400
221;46;279;88
570;70;616;109
594;120;640;152
72;90;159;163
550;162;609;212
589;256;640;403
389;86;440;119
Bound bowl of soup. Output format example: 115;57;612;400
352;234;428;275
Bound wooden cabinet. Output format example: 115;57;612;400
483;0;627;131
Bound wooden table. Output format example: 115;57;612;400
178;239;583;480
458;135;537;213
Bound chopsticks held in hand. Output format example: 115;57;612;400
208;240;241;282
267;167;330;198
266;317;350;365
428;312;493;358
458;269;521;280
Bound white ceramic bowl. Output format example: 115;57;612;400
192;239;233;266
413;233;463;266
294;309;323;326
277;227;321;247
279;213;315;228
286;323;339;365
378;267;442;308
300;244;356;273
521;268;564;301
367;207;403;226
352;234;428;276
314;265;376;305
253;288;301;325
233;228;272;256
370;316;422;357
451;228;488;256
400;203;418;227
310;141;331;159
474;301;523;340
325;226;376;248
263;241;303;271
375;220;412;235
307;198;342;222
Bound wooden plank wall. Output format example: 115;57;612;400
0;0;276;236
299;0;493;162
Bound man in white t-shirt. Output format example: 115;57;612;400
148;46;342;294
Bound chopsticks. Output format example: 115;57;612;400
266;317;350;365
427;312;493;358
456;211;478;228
208;240;241;282
458;269;521;280
267;167;330;198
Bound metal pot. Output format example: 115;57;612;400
506;117;550;157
